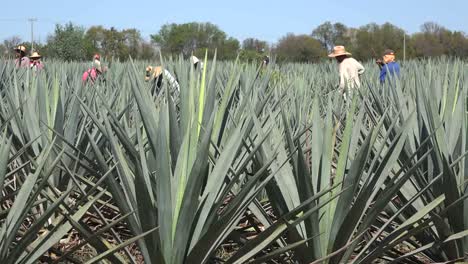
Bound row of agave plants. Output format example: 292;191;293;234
0;54;467;263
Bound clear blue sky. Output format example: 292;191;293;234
1;0;467;44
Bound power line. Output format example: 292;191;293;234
0;18;26;22
0;17;66;24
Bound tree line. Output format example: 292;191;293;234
1;21;467;63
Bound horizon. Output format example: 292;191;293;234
1;0;467;44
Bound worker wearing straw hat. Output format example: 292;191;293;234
262;55;270;67
145;65;180;96
29;52;44;71
82;56;107;85
378;49;400;84
190;55;203;71
14;45;30;68
92;53;103;72
328;46;365;99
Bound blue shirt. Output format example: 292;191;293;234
380;61;400;83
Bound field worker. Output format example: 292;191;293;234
328;46;365;99
82;59;106;85
190;55;203;70
262;55;270;67
29;52;44;71
14;45;30;68
145;65;180;96
378;49;400;83
93;53;101;64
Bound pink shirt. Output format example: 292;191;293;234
82;68;99;84
15;57;30;68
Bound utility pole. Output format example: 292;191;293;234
403;31;406;63
28;18;37;53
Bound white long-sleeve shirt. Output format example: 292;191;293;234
338;58;365;90
162;69;180;92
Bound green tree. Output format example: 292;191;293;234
312;22;352;50
0;44;5;58
410;22;449;58
2;36;22;58
446;31;468;57
19;42;47;57
242;38;268;52
217;37;240;60
150;22;239;59
122;28;142;59
353;23;405;61
45;23;90;61
275;33;326;63
239;49;262;63
102;27;125;60
84;25;106;59
411;22;468;58
239;38;268;62
84;26;144;61
140;41;156;60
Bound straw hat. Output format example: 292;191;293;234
145;66;163;81
328;46;352;58
14;45;27;53
30;52;42;59
93;60;102;72
190;55;200;65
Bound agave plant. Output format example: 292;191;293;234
224;58;468;264
0;55;467;264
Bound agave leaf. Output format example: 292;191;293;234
20;190;106;264
327;94;357;250
172;112;214;264
0;142;57;258
84;227;159;264
0;135;12;196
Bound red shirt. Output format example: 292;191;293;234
30;61;44;71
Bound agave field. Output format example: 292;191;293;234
0;55;467;264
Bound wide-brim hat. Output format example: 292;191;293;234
145;66;162;81
30;52;42;59
14;45;27;53
190;56;200;65
328;46;352;58
93;60;102;72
